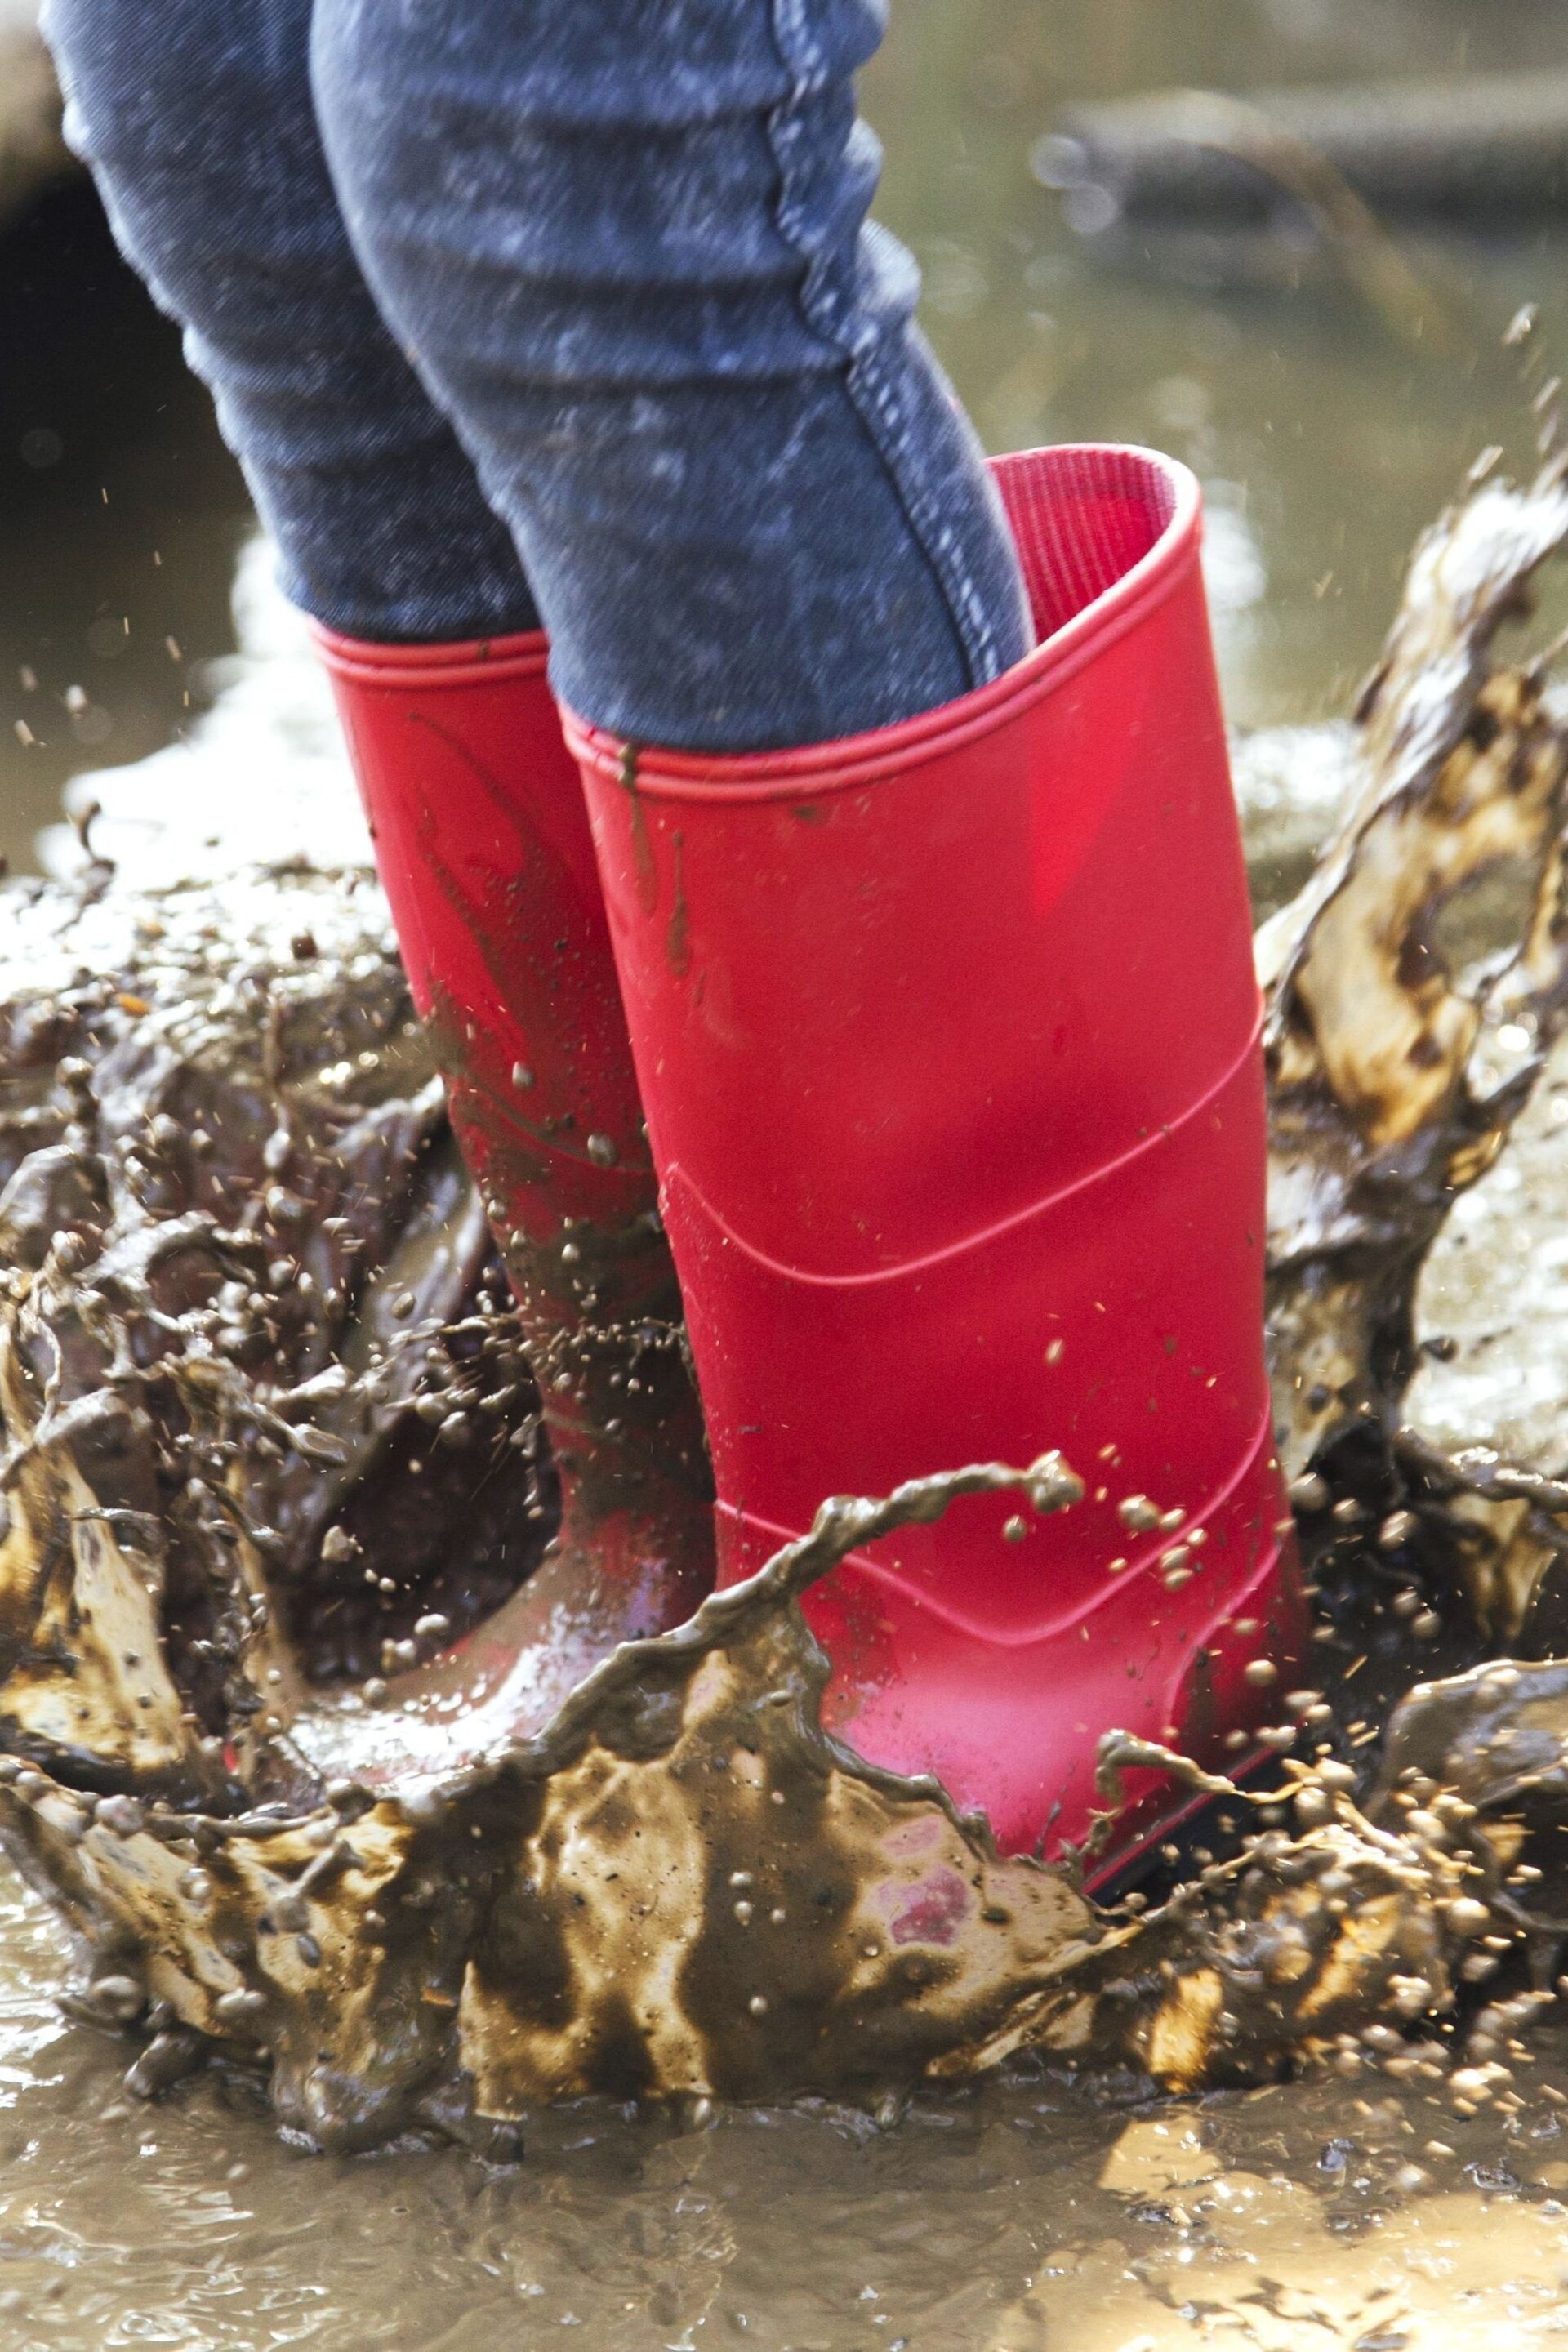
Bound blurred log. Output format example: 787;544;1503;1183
1045;69;1568;225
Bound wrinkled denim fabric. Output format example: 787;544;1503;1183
43;0;1031;750
42;0;541;646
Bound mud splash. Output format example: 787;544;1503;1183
1261;439;1568;1479
5;437;1568;2153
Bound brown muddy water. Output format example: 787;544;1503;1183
10;1929;1568;2352
7;2;1568;2346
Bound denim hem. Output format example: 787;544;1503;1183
280;570;546;647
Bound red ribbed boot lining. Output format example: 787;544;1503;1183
993;445;1178;643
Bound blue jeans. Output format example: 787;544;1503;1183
42;0;1031;751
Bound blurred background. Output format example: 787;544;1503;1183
3;0;1568;872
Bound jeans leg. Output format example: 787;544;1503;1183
41;0;540;643
310;0;1031;751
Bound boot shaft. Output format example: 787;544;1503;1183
314;624;653;1250
566;445;1305;1855
569;449;1258;1281
565;443;1270;1535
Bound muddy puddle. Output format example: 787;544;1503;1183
11;1;1568;2344
8;1918;1568;2352
0;411;1562;2349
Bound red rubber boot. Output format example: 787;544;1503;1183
564;446;1305;1870
314;626;713;1744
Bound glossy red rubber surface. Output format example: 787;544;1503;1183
312;624;653;1241
566;445;1306;1863
310;626;716;1639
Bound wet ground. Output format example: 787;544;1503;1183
6;2;1568;2345
8;1860;1568;2350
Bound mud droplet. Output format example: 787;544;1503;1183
125;2031;204;2100
94;1795;145;1836
87;1974;145;2022
215;1987;267;2028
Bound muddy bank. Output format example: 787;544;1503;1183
0;2;69;234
